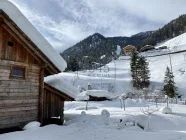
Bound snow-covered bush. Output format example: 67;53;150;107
101;109;110;117
117;115;135;129
140;107;158;130
117;121;126;130
101;109;110;125
81;111;86;116
135;115;148;130
23;121;40;131
160;106;172;114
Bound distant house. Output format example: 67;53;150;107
123;45;136;55
140;45;155;52
0;0;74;131
158;46;168;50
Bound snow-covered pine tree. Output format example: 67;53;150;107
130;51;139;88
163;66;177;98
136;56;150;89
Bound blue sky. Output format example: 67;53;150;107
9;0;186;52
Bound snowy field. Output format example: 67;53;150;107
45;32;186;98
45;50;186;98
1;100;186;140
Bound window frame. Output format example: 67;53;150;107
10;65;26;79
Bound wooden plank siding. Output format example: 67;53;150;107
0;61;40;129
0;26;39;65
43;84;73;125
43;84;65;125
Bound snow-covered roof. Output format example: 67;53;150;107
124;45;136;48
44;73;79;99
0;0;67;72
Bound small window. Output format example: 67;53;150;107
8;41;14;47
10;65;26;79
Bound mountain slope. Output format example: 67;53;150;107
61;14;186;69
157;32;186;51
61;31;153;67
139;14;186;47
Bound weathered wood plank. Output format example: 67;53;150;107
0;22;3;60
1;31;7;59
0;99;38;105
0;96;38;100
0;103;38;109
0;110;37;117
0;84;39;89
0;80;38;85
0;121;34;129
0;92;39;96
38;68;44;124
0;116;38;125
0;88;39;93
0;106;38;112
0;112;38;121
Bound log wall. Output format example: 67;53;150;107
0;60;40;129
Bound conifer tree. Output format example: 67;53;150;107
66;57;79;72
136;56;150;89
163;67;177;98
130;51;139;88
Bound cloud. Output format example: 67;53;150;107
8;0;186;52
117;0;186;23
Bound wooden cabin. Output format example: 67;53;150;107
140;45;155;52
123;45;136;55
0;0;74;131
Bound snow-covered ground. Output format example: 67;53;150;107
1;100;186;140
43;32;186;99
47;50;186;98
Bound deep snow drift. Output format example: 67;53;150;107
1;101;186;140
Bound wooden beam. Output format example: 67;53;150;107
0;19;3;60
38;68;44;124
